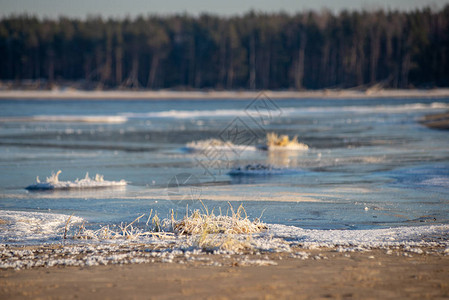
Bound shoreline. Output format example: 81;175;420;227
1;88;449;100
1;246;448;299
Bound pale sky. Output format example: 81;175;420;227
0;0;448;19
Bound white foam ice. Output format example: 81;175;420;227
267;223;449;248
0;210;83;243
288;102;449;114
35;115;127;123
184;139;257;152
1;115;128;123
121;102;449;119
26;171;127;190
4;103;441;124
420;177;449;188
184;137;308;153
122;109;246;119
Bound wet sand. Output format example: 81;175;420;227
1;248;448;299
1;88;449;100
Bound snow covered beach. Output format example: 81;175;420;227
1;95;449;298
1;209;448;271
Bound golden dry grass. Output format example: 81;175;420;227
69;202;267;251
266;132;309;150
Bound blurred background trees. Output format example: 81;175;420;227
0;6;448;90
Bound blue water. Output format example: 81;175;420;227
0;97;448;230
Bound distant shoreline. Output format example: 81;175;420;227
1;88;449;100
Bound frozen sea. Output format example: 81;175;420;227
0;95;449;245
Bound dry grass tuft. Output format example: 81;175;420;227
63;213;74;239
266;132;309;150
173;202;266;235
72;213;174;240
67;202;266;251
173;202;267;251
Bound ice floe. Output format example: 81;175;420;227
25;171;127;190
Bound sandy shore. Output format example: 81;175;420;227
1;88;449;100
1;246;449;299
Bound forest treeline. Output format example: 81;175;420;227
1;6;448;90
